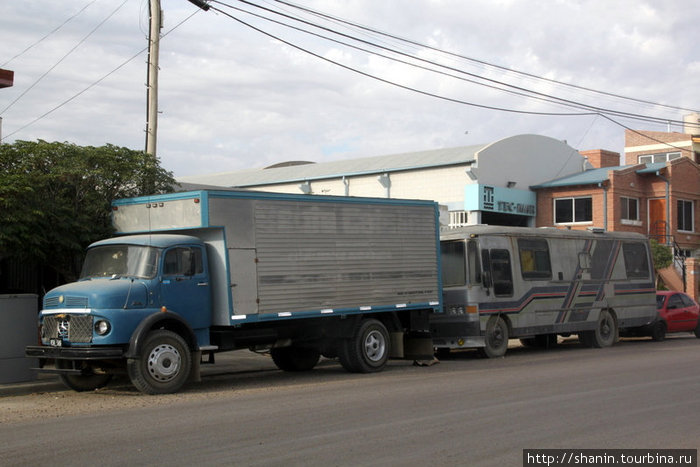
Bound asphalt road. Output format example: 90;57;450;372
1;336;699;466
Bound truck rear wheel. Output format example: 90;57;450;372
271;347;320;371
56;360;112;392
338;319;390;373
127;330;191;395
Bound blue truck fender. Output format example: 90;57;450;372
124;310;199;359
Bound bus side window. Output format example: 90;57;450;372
622;242;650;279
590;240;613;279
467;240;482;285
488;249;514;297
518;239;551;280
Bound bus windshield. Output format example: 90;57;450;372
80;245;160;279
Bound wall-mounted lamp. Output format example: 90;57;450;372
299;181;311;194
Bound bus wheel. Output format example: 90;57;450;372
590;309;617;348
650;321;666;341
56;360;112;392
127;330;191;395
339;319;390;373
480;316;508;358
271;347;320;371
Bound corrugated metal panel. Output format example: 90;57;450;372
254;200;439;314
177;145;485;188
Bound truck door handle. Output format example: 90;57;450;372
197;282;209;286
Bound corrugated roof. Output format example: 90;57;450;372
634;162;667;174
177;144;486;188
530;162;669;189
530;166;623;188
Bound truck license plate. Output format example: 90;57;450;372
50;338;63;347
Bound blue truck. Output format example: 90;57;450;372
26;190;442;394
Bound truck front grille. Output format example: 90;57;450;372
43;296;89;308
42;315;93;343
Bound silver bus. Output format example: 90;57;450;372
432;226;657;357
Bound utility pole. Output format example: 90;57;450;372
145;0;162;156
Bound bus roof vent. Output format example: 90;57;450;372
587;227;605;233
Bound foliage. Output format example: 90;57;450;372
650;239;673;271
0;140;176;282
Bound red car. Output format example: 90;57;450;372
649;291;700;341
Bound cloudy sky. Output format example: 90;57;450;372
1;0;698;177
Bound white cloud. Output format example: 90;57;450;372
0;0;697;177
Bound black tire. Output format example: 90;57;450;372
694;320;700;339
650;320;667;342
590;309;617;348
338;319;390;373
479;316;508;358
127;330;191;395
271;347;320;371
56;360;112;392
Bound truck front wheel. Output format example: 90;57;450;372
127;330;191;395
338;319;390;373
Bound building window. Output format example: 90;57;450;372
638;152;681;164
677;199;694;232
554;197;592;224
620;197;639;221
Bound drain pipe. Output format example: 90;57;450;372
598;181;609;231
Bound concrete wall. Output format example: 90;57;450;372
0;294;38;383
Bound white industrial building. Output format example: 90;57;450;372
178;134;588;227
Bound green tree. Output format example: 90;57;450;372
0;140;176;285
650;239;673;289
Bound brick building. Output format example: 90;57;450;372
532;116;700;300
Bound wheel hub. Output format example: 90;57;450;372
147;343;181;382
364;330;386;362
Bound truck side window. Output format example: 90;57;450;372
489;249;513;296
440;241;466;287
622;242;649;279
518;239;551;280
163;247;204;276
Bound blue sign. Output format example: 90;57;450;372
464;185;536;216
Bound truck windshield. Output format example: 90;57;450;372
80;245;160;279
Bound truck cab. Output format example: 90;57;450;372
27;234;211;393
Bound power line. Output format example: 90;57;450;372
0;0;130;116
207;3;595;118
272;0;700;116
0;0;99;68
211;0;694;128
1;7;201;142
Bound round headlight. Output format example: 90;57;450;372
95;320;111;336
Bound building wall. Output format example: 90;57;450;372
623;130;697;165
534;158;700;252
247;165;472;209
